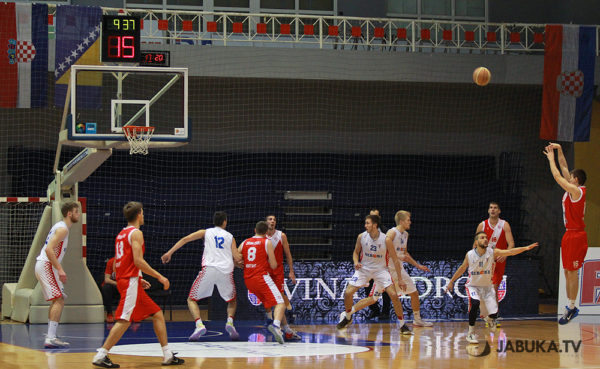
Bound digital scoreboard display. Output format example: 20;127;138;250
140;51;170;67
101;16;141;63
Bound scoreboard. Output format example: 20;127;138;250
101;16;141;63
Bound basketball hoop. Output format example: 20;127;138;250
123;126;155;155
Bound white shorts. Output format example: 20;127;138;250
467;285;498;316
34;260;65;301
348;268;392;289
371;266;417;298
188;266;236;302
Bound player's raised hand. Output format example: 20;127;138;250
161;252;172;264
158;275;170;290
548;142;562;150
543;146;555;160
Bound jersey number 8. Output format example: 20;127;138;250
247;247;257;261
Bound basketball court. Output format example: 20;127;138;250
1;316;599;368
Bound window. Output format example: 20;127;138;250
299;0;333;11
421;0;451;16
261;0;295;9
388;0;417;15
455;0;485;18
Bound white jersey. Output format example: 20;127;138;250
388;227;408;272
266;230;282;248
202;227;234;273
466;247;495;287
359;231;388;272
36;221;69;264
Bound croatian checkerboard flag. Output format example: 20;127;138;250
540;25;596;142
0;3;48;108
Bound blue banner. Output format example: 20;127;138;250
215;259;539;322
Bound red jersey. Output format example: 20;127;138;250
481;219;508;250
115;226;144;280
562;186;586;230
241;236;270;279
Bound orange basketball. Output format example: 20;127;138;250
473;67;491;86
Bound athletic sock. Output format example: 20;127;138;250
397;319;405;327
162;345;172;361
568;300;576;310
468;325;475;333
195;318;204;327
93;348;108;362
48;320;58;339
273;319;281;328
227;316;234;325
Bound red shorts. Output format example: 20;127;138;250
561;230;588;271
115;277;161;322
245;274;284;309
492;260;506;285
270;271;285;293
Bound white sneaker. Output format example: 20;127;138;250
225;322;240;340
268;324;284;344
466;332;478;344
189;324;207;341
413;318;433;327
45;337;70;348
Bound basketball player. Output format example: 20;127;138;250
544;142;588;324
476;201;515;324
161;211;242;340
364;209;391;320
34;200;80;348
352;211;433;327
265;214;300;340
446;232;538;343
239;221;286;344
93;202;183;368
336;214;412;335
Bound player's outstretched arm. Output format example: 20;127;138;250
231;238;243;267
266;240;278;270
385;235;406;289
548;143;570;179
494;242;538;258
45;227;68;283
281;233;296;284
445;255;469;293
132;230;169;290
161;229;206;264
353;234;363;270
543;146;581;200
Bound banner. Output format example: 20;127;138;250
0;3;48;108
559;247;600;315
54;5;102;108
216;259;539;321
540;25;596;142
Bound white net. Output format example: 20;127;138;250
0;201;48;306
123;126;155;155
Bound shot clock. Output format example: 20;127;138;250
101;15;141;63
